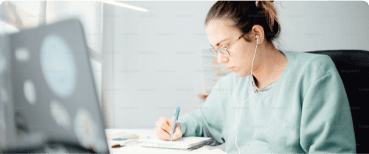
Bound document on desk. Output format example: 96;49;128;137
139;137;213;150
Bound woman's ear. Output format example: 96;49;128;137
252;25;264;43
255;33;264;45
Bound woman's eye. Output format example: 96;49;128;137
219;44;226;48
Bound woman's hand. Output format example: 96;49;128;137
155;117;183;141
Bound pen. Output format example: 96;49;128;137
112;133;139;141
111;139;137;148
170;106;180;142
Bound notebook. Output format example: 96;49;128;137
139;137;213;150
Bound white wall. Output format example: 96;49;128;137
108;1;213;128
106;1;369;128
275;1;369;51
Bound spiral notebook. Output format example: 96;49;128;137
139;137;213;150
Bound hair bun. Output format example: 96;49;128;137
262;0;275;2
256;0;274;7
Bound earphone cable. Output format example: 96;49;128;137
234;35;258;154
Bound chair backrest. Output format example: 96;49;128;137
306;49;369;153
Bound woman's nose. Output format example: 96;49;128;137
217;53;228;64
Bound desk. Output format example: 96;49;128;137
105;129;226;154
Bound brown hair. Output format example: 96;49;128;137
205;1;281;43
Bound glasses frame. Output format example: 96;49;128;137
209;33;245;57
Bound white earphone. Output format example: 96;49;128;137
234;35;259;154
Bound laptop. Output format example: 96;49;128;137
1;19;109;153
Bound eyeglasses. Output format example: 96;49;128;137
209;33;245;57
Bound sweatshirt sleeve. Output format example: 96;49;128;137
177;77;226;145
300;71;356;153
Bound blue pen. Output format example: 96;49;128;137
170;106;180;142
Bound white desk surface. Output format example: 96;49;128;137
105;129;226;154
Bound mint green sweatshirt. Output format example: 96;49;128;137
177;51;356;153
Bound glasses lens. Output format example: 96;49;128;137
209;47;230;57
219;48;230;57
209;48;218;56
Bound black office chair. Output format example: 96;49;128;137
306;49;369;153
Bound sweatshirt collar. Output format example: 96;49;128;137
248;50;294;99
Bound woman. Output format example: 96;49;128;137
155;1;356;153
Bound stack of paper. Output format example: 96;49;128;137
139;137;213;150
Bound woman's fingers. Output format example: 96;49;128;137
156;117;170;133
155;117;172;140
172;124;183;140
155;117;183;141
167;120;183;140
161;120;172;134
156;127;171;141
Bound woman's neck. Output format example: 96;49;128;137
251;46;287;89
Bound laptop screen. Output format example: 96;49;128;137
2;19;109;153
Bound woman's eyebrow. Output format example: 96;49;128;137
211;37;230;47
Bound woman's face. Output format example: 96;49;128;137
206;19;258;77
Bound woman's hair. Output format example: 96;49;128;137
205;1;281;43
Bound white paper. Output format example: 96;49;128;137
138;137;213;150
